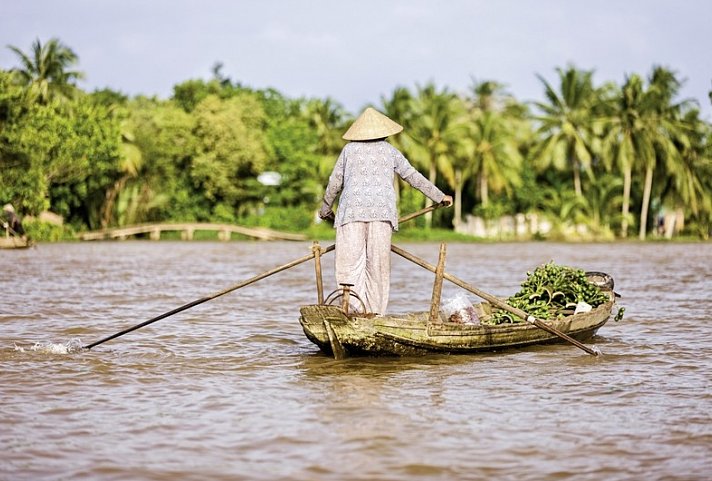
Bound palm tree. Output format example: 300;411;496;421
533;66;599;197
656;108;710;238
382;86;415;204
601;68;690;239
303;97;349;193
381;86;414;153
638;67;690;239
465;81;523;209
100;116;144;227
435;98;472;227
7;37;84;103
403;83;460;228
600;74;652;237
581;173;623;237
304;97;347;156
537;181;589;234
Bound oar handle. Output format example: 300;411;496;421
398;201;447;225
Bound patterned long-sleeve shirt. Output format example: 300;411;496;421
320;140;445;231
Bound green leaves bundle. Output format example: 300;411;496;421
486;262;609;324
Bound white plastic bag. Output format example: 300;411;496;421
440;293;479;324
574;301;592;314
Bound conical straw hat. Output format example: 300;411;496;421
342;107;403;141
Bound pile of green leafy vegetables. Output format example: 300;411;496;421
485;262;610;325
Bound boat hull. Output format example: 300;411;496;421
299;298;614;357
0;237;30;249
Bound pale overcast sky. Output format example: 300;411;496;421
1;0;710;118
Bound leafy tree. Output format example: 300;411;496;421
93;102;143;228
259;90;323;207
191;93;268;218
172;65;247;112
0;70;121;223
47;99;122;229
125;97;196;222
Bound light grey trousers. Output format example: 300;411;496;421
335;221;393;314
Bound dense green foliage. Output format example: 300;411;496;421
486;262;610;324
1;38;711;241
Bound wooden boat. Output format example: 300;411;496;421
299;241;616;357
299;293;614;357
0;235;31;249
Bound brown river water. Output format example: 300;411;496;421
1;241;711;481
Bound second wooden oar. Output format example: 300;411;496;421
391;244;601;356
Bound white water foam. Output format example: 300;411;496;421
13;338;84;354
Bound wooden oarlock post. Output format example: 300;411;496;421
312;241;324;304
340;283;353;315
429;243;447;324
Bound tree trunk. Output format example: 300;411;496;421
573;157;582;197
639;165;654;240
454;170;462;228
101;176;128;228
479;171;489;206
620;167;631;238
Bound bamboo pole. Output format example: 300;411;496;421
398;201;446;224
312;241;324;304
391;244;600;356
84;247;332;350
429;243;447;324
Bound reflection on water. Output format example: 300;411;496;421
1;241;711;480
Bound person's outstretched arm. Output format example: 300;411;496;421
393;148;451;204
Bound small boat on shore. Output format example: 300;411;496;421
0;236;31;249
299;289;615;357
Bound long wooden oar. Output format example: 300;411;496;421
84;203;445;350
83;246;334;350
391;244;600;356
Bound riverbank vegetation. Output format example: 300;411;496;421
1;38;710;241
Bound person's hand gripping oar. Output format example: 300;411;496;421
83;201;449;350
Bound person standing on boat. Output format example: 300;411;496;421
2;204;26;239
319;107;453;315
